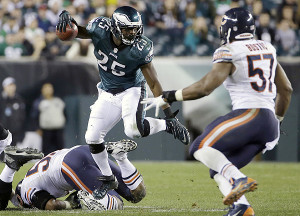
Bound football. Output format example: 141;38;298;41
56;23;78;41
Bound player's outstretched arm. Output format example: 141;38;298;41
57;10;91;39
274;63;293;120
141;62;233;116
175;62;233;101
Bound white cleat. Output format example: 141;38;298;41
106;139;137;157
77;190;107;211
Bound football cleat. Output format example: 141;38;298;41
93;175;118;200
77;190;106;211
223;177;258;205
65;191;82;209
165;117;190;145
224;204;255;216
4;146;44;171
106;139;137;160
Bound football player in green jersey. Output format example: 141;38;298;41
57;6;190;199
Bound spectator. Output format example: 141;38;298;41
65;39;94;59
276;19;298;56
3;30;34;58
37;83;66;155
207;14;222;52
256;11;276;44
47;0;63;26
37;4;53;32
184;16;208;55
41;26;70;59
0;77;26;147
2;15;19;35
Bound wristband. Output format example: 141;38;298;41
175;89;183;101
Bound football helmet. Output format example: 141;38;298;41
220;7;255;45
111;6;143;45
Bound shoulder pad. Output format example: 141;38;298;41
86;17;111;34
134;36;154;63
213;45;233;63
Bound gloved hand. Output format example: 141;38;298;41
141;95;168;117
57;10;77;32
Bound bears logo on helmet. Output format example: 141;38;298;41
220;7;255;45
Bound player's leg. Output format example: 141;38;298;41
106;139;146;203
0;124;12;157
122;85;190;145
85;90;122;197
0;146;43;210
190;109;279;205
62;146;121;210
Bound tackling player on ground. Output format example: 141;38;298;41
0;139;145;211
56;6;190;199
142;7;292;216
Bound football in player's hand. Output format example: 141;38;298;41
56;23;78;41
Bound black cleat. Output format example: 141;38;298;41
92;175;118;200
4;146;44;171
165;118;190;145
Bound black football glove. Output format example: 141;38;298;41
162;90;177;104
57;10;77;32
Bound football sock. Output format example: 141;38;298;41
91;151;113;176
214;173;232;196
193;147;246;181
116;157;142;190
220;163;246;180
100;194;119;210
0;165;16;183
144;117;166;135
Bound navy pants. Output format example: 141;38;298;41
62;145;134;202
189;109;279;169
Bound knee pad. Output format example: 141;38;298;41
89;143;105;154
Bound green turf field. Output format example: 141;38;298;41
0;161;299;216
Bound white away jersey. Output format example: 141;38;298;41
213;39;277;112
19;147;76;206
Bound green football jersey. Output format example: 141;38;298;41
86;16;154;91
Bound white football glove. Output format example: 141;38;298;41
141;95;168;117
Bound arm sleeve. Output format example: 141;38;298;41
31;190;55;210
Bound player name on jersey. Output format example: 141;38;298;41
245;43;268;52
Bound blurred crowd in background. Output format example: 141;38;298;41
0;0;299;59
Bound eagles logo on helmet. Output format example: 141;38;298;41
220;7;255;45
111;6;143;45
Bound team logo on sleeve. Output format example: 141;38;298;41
213;49;232;62
145;46;153;62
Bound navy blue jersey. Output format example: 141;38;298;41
86;17;154;91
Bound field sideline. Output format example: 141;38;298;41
0;161;299;216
